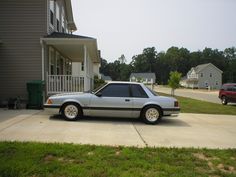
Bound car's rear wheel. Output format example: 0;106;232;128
221;96;228;105
142;106;162;124
62;103;81;121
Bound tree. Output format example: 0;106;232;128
101;46;236;84
131;47;158;73
168;71;182;96
118;54;126;64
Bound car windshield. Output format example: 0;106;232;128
86;83;107;94
145;86;158;96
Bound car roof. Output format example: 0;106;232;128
107;81;143;85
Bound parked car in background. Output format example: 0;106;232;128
44;82;180;124
219;83;236;105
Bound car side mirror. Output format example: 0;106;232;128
96;92;102;97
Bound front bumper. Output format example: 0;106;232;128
43;104;61;114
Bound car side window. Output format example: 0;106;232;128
131;85;148;98
232;86;236;92
100;84;130;97
227;86;233;91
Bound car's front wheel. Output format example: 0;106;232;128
141;106;162;124
221;96;228;105
61;103;81;121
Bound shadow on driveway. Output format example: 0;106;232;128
49;114;190;127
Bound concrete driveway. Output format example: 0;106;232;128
155;86;221;104
0;109;236;149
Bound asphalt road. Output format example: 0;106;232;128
155;86;221;104
0;109;236;149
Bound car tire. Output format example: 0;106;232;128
61;103;82;121
221;96;228;105
141;106;162;125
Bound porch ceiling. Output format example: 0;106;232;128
186;78;198;83
41;35;99;63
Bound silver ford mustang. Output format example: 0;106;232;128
44;82;180;124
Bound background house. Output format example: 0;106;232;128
0;0;101;103
180;63;223;89
130;73;156;84
101;74;112;82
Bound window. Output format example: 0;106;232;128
49;48;55;75
221;85;227;90
131;85;148;98
56;19;60;31
81;62;84;71
56;2;60;31
50;0;54;26
146;87;158;96
226;85;236;92
61;7;65;33
56;53;60;75
232;86;236;92
66;59;72;75
100;84;130;97
201;73;203;77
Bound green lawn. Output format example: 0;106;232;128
158;92;236;115
0;142;236;177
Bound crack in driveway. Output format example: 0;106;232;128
132;122;148;147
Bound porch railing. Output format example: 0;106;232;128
47;75;84;95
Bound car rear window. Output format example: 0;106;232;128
131;84;148;98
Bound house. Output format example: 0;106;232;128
130;73;156;84
180;63;223;89
179;76;188;87
0;0;100;102
101;74;112;82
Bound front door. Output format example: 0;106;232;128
89;83;133;118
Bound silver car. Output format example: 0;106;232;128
44;82;180;124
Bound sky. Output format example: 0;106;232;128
71;0;236;62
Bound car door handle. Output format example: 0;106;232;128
125;99;130;102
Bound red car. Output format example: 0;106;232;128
219;83;236;105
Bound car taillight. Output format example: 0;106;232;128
174;101;179;107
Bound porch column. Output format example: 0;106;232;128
40;40;46;103
84;45;88;91
40;41;45;81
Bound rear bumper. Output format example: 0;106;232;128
163;108;180;115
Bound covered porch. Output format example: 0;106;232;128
186;78;199;88
40;32;100;95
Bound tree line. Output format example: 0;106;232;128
100;47;236;84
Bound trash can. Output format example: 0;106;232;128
27;80;45;109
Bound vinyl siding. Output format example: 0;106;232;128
0;0;47;100
198;65;222;89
